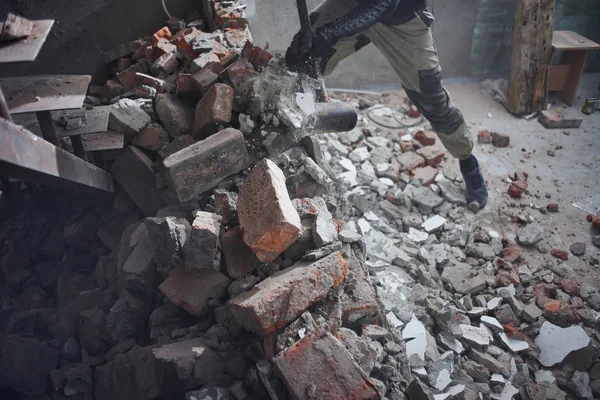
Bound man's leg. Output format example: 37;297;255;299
365;15;488;208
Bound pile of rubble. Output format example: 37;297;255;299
317;90;600;399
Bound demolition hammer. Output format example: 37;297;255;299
294;0;358;133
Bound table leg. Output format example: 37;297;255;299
560;50;588;106
36;110;59;145
71;136;88;161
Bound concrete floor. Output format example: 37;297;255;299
441;73;600;286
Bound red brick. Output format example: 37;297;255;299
416;146;446;167
400;142;414;153
219;57;254;89
211;41;230;59
193;69;219;95
175;28;201;61
132;124;169;152
478;130;492;144
228;252;348;335
151;26;172;45
182;211;221;271
237;159;302;262
551;248;569;261
151;52;178;75
495;264;520;286
213;2;247;28
414;130;436;146
191;52;221;73
396;151;425;171
159;128;249;202
546;203;559;213
156;93;195;139
155;38;177;57
241;41;273;70
159;265;230;316
117;61;147;89
407;105;421;118
110;147;165;217
135;72;165;92
222;226;260;279
412;166;438;186
176;74;201;98
340;254;380;327
559;279;579;295
508;181;527;198
204;61;225;75
501;246;521;263
492;132;510;148
116;58;133;72
158;135;195;161
274;329;379;400
587;214;594;222
192;83;233;140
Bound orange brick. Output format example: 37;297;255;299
151;26;172;45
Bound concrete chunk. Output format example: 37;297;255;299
274;330;380;400
538;109;583;129
228;252;347;335
156;94;195;139
238;159;302;262
441;263;487;294
535;321;590;367
160;128;249;202
182;211;221;271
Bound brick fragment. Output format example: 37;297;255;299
175;28;201;61
237;159;302;262
116;58;133;72
156;93;195;139
546;203;559;213
219;57;254;88
412;166;438;186
182;211;221;271
274;329;379;400
159;265;230;316
132;123;169;152
151;52;178;75
414;130;436;146
193;69;219;95
151;26;172;45
241;41;273;70
340;254;380;327
501;246;521;263
551;248;568;261
478;130;492;144
159;128;249;202
155;38;177;57
158;135;196;161
228;252;348;335
416;146;446;167
222;226;260;279
559;279;578;295
538;109;583;129
176;74;201;98
492;132;510;148
396;151;425;171
135;72;165;92
508;181;527;198
407;105;421;118
192;83;233;140
191;52;220;73
117;61;147;89
103;39;144;63
110;147;165;217
400;142;414;153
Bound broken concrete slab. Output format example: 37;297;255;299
441;262;487;294
517;223;543;246
535;321;590;367
538;109;583;129
160;128;249;202
237;159;302;263
410;186;444;213
182;211;221;271
460;324;490;351
228;252;347;335
437;179;467;205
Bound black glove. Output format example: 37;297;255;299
285;30;332;74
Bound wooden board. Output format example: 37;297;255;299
54;106;111;137
0;20;54;63
507;0;555;115
0;118;114;193
552;31;600;51
82;131;125;152
0;75;91;114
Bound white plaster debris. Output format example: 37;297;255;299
401;134;413;142
481;316;504;333
376;163;390;172
338;158;356;172
357;218;372;234
535;321;590;367
434;384;466;400
364;211;380;221
460;325;490;349
295;92;316;115
386;311;404;329
349;146;370;162
340;170;358;186
487;297;503;310
421;215;447;233
407;228;429;244
403;314;427;363
379;177;394;187
438;331;465;354
498;332;529;353
362;162;376;177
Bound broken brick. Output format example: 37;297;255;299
478;130;492;144
414;130;436;146
159;128;249;202
228;252;348;335
551;248;569;261
175;28;201;61
156;93;195;139
508;181;528;198
191;53;221;73
155;38;177;57
151;52;178;75
501;246;522;263
176;74;201;98
241;41;273;70
135;72;165;92
492;132;510;148
159;265;230;316
151;26;172;45
546;203;559;213
132;123;169;152
407;105;421;118
182;211;221;271
416;146;446;168
222;226;260;279
219;57;254;89
193;69;219;95
116;58;133;72
538;109;583;129
412;166;438;186
158;135;195;161
273;329;379;400
396;151;425;172
400;142;414;153
340;254;379;327
192;83;234;140
116;61;147;89
110;147;165;216
559;279;579;295
237;159;302;262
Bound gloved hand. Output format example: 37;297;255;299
285;30;332;73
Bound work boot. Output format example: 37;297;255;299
460;154;488;210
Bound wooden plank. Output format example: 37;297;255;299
559;50;588;106
0;75;91;114
82;131;125;152
552;31;600;51
0;118;114;193
0;20;54;63
507;0;555;115
54;106;111;137
547;64;570;91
